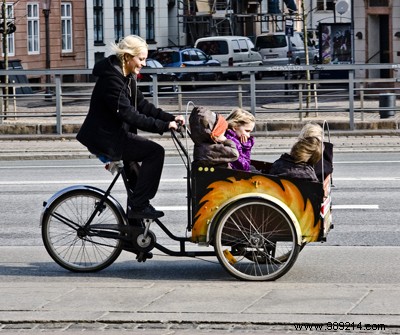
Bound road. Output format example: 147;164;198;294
1;151;400;247
1;153;400;333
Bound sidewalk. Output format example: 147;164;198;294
0;102;400;160
1;98;400;135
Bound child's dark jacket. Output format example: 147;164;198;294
189;106;239;166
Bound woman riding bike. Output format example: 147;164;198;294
77;35;185;220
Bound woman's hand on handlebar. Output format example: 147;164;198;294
174;115;185;125
169;115;185;131
168;121;179;130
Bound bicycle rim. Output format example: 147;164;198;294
214;198;300;281
42;190;125;272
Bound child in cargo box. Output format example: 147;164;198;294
189;106;239;168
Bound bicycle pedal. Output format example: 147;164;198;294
136;251;153;263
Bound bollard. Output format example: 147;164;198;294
379;93;396;119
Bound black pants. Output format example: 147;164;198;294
121;132;165;208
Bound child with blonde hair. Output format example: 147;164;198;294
225;108;256;171
298;122;333;181
269;124;323;182
298;122;323;141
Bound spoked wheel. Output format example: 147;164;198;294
213;198;301;281
41;190;126;272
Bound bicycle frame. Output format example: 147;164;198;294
41;143;216;258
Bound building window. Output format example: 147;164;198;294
316;0;334;11
94;52;105;64
130;0;139;35
94;0;103;44
369;0;388;6
146;0;155;41
114;0;124;42
27;3;40;54
61;3;73;52
1;4;15;56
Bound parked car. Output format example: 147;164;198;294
195;36;263;80
150;47;221;87
137;58;178;95
255;32;319;68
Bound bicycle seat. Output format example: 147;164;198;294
97;156;123;174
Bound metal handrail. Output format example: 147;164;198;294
0;63;399;133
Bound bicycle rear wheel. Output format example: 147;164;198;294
41;189;126;272
214;198;300;281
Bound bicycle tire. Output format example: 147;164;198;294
41;189;126;272
213;198;300;281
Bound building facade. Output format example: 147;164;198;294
1;0;86;85
1;0;399;86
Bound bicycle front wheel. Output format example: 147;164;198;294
41;189;126;272
214;198;301;281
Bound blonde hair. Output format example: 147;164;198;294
110;35;148;75
226;108;255;129
290;136;322;165
298;123;323;142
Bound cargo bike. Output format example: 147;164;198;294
41;119;333;281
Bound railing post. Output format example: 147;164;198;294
55;75;62;134
349;70;355;130
360;83;364;121
152;74;159;107
177;85;183;112
249;72;256;115
238;84;243;108
298;83;303;121
12;82;16;117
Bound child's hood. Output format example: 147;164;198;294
189;106;218;144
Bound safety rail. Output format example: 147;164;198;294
0;63;399;133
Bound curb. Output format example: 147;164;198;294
0;119;399;137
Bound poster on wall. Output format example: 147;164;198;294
319;23;352;64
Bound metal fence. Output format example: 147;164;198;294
0;63;399;133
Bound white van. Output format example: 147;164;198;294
255;32;318;67
195;36;263;79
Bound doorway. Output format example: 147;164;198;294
379;15;390;78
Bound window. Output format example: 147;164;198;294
182;51;190;62
146;0;155;41
238;39;249;52
369;0;388;6
114;0;124;42
93;0;103;44
27;3;39;54
189;50;198;61
316;0;334;11
196;50;207;61
61;3;73;52
94;52;105;64
130;0;139;35
232;40;240;53
1;4;15;56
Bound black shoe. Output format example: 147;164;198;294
128;204;164;219
136;251;153;263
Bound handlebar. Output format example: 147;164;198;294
171;120;186;138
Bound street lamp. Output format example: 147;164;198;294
42;0;51;97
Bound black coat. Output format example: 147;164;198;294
269;153;318;182
77;55;175;160
189;106;238;167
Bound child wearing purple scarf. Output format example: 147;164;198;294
225;108;255;171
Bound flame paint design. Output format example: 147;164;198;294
191;175;321;243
